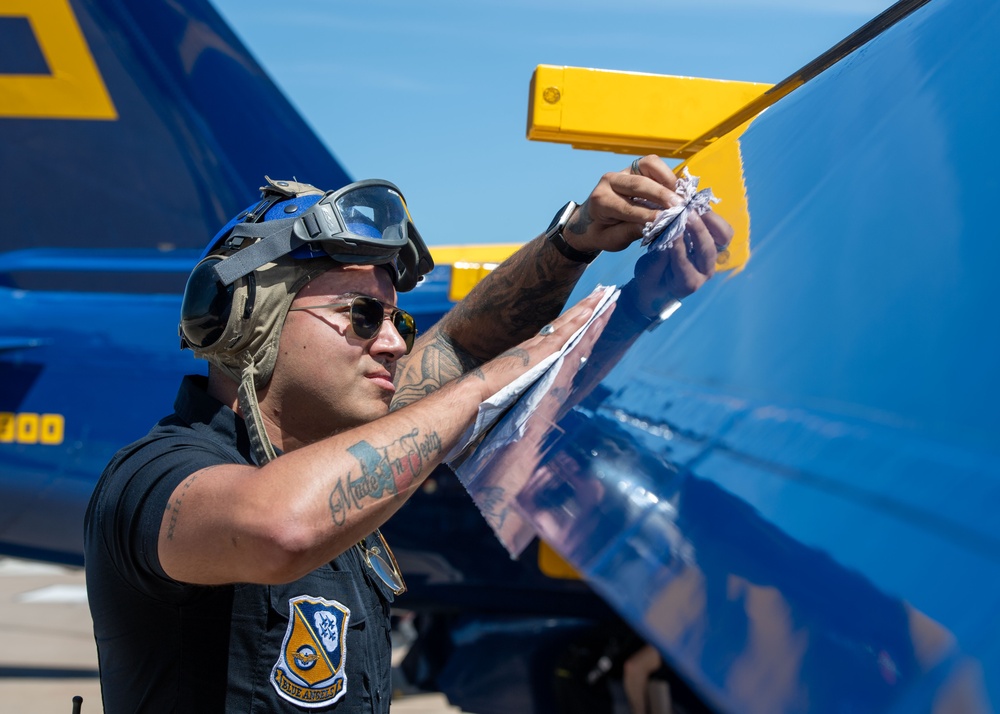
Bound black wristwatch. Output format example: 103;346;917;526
545;201;600;264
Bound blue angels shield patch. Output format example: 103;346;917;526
270;595;351;708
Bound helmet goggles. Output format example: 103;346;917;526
210;179;433;293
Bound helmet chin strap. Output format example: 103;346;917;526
237;355;277;465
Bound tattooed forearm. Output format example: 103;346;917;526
165;473;199;540
393;329;483;409
446;236;585;354
397;234;587;407
465;367;486;382
328;429;444;525
448;347;525;395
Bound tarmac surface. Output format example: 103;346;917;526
0;557;460;713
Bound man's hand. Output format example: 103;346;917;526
563;154;734;265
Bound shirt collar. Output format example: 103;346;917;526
173;375;260;465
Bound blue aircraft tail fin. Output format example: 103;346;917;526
0;0;352;292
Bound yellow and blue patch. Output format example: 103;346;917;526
270;595;351;708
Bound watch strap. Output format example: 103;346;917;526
549;230;600;264
545;200;600;264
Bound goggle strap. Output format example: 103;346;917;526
213;216;301;286
241;193;284;224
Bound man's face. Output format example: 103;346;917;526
260;265;409;449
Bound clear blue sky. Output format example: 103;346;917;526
211;0;896;247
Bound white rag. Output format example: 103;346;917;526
640;167;720;251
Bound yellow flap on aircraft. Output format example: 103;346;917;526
527;65;769;157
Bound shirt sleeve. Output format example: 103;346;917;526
91;433;237;601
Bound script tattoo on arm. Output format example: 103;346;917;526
164;472;199;541
328;429;443;526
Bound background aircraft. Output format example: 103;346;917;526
2;0;998;712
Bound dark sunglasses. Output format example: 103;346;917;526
289;295;417;353
356;528;407;595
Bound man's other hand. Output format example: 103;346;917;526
563;154;733;268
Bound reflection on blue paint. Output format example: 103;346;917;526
456;0;999;710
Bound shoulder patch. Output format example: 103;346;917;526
270;595;351;708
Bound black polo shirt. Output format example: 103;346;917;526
85;376;394;713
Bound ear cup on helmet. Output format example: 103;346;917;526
392;239;417;293
393;222;434;292
179;257;235;349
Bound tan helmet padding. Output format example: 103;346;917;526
192;253;339;390
261;176;324;199
187;177;335;463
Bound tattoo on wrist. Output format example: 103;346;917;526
566;202;592;236
328;429;442;525
457;366;487;385
496;347;530;367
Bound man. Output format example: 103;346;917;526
84;155;732;712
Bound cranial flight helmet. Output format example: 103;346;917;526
179;176;433;462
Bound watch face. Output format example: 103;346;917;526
547;201;576;237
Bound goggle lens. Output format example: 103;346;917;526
334;185;410;243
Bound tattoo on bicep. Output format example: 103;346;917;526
164;473;199;541
327;429;444;526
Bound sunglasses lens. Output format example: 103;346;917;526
393;311;416;353
350;297;384;339
346;297;416;353
368;551;405;593
360;530;406;595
